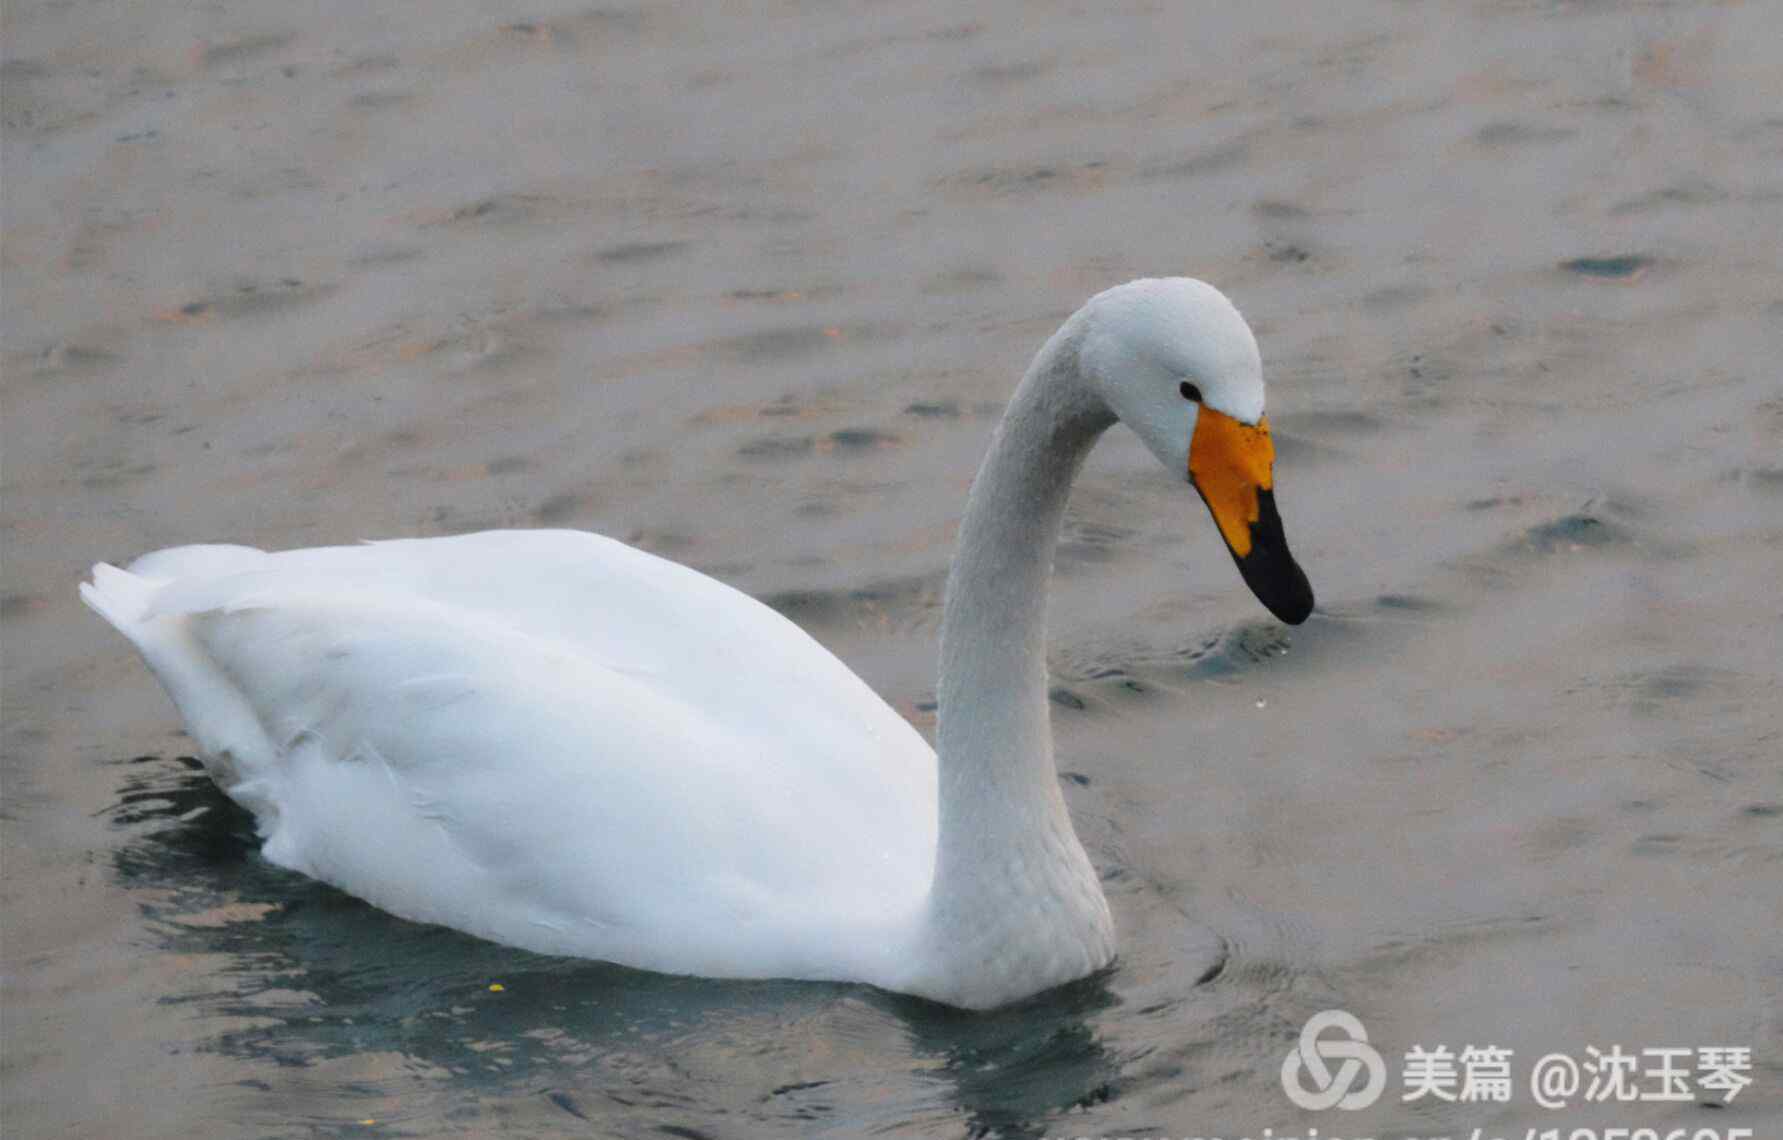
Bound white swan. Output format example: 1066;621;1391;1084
82;277;1312;1010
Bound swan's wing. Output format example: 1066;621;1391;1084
139;531;932;811
87;534;937;978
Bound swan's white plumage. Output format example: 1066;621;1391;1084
85;532;936;982
84;277;1302;1009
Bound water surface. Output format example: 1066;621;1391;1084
4;1;1781;1136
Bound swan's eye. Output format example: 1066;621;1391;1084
1179;380;1203;403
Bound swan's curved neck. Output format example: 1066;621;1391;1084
914;315;1118;1006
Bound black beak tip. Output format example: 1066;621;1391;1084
1239;550;1314;625
1266;573;1315;625
1233;488;1315;626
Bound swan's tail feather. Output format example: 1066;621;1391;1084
80;562;162;634
80;559;282;823
80;543;269;630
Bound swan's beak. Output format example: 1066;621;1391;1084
1188;407;1315;625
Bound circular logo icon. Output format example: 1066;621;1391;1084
1281;1009;1387;1111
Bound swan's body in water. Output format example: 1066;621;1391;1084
83;278;1312;1010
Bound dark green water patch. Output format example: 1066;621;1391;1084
1520;511;1628;553
1263;240;1312;264
905;400;961;418
827;427;899;451
175;278;336;321
1631;833;1684;857
1559;255;1653;280
739;434;815;460
1375;592;1444;613
1050;687;1088;711
595;240;688;264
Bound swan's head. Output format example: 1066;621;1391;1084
1079;277;1314;624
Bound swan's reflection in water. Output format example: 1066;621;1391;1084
108;756;1123;1137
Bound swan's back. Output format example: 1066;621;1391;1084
83;531;937;982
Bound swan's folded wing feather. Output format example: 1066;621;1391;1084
150;531;933;816
170;583;932;969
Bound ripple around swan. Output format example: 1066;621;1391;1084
100;757;1139;1136
1050;600;1422;699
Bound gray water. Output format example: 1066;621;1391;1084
4;1;1781;1137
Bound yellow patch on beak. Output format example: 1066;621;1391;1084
1188;408;1276;558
